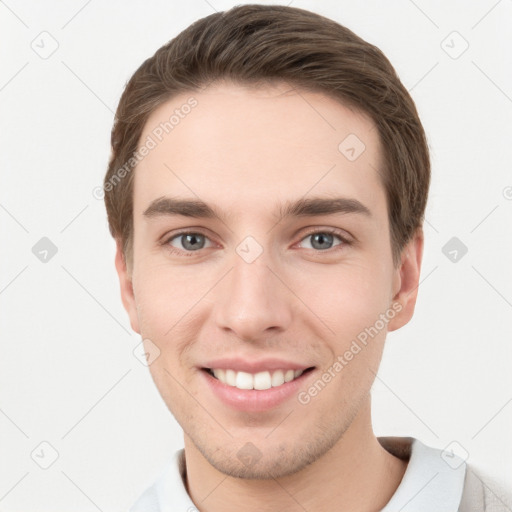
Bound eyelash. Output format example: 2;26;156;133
160;228;352;257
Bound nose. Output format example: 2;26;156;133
213;252;293;343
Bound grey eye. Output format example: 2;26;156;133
300;232;342;251
170;233;209;251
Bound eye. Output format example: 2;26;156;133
161;228;351;257
165;232;214;253
298;229;348;251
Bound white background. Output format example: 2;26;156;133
1;0;511;510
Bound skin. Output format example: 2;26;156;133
115;81;423;511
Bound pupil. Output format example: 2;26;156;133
312;233;333;250
183;234;204;250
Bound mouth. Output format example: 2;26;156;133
202;367;315;391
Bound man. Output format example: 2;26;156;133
103;4;511;511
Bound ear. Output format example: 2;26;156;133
387;228;424;332
114;239;140;334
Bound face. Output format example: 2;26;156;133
116;81;422;479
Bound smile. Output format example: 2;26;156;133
205;368;310;390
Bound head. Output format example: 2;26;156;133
105;5;429;479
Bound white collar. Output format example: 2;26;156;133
380;436;466;511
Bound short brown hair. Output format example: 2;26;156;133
104;4;430;268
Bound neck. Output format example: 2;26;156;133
183;399;408;512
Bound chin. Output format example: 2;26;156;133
190;426;344;480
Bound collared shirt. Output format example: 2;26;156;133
129;436;467;512
379;436;466;511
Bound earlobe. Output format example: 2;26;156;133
387;228;424;332
114;240;140;334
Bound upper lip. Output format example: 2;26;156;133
201;357;313;373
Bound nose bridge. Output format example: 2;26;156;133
213;245;292;341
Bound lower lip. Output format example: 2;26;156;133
201;369;314;412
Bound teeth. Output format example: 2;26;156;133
212;369;225;381
254;371;272;390
271;370;285;387
235;371;254;390
225;369;236;386
284;369;295;382
210;368;306;390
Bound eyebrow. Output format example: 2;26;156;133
142;196;371;221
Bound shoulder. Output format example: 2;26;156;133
459;464;512;512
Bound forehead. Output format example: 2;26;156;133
133;81;385;218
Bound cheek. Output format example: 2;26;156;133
132;260;204;333
131;261;210;375
294;259;393;342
